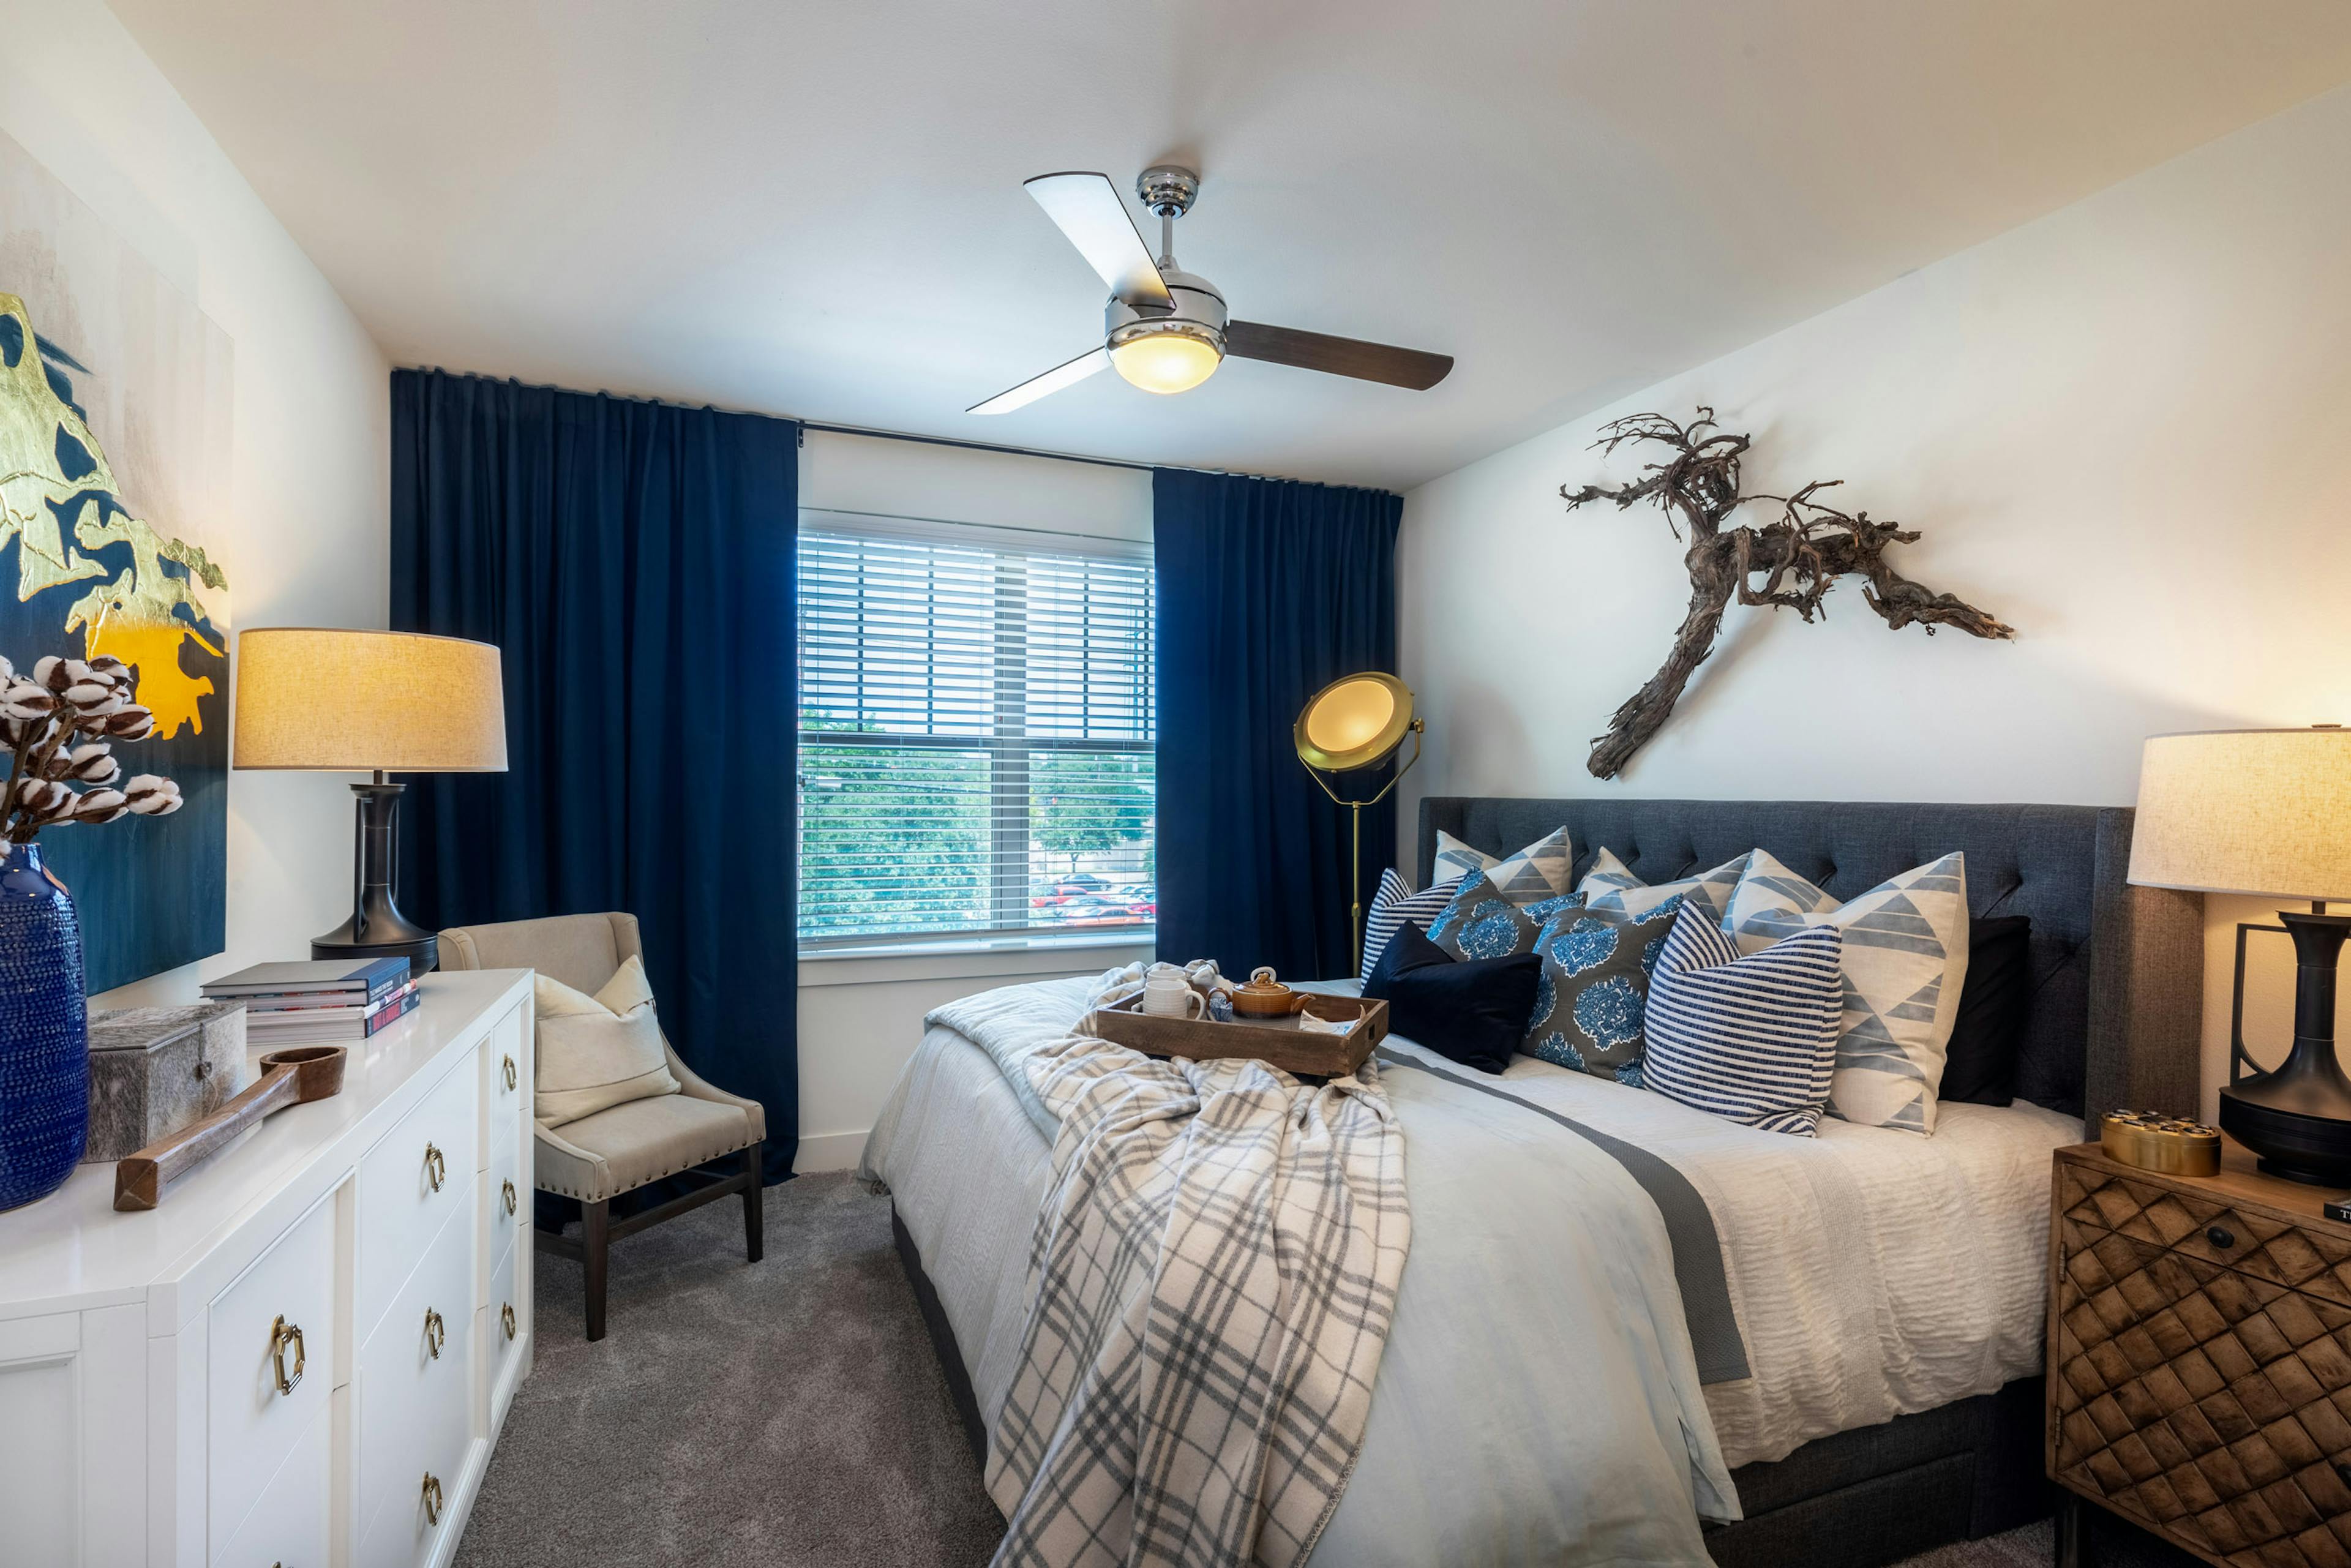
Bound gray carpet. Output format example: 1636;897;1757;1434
456;1172;1004;1568
455;1171;2052;1568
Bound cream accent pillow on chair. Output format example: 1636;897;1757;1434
533;955;681;1127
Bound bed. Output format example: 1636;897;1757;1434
864;797;2203;1567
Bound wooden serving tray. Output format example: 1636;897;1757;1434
1080;991;1388;1078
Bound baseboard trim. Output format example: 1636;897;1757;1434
794;1130;868;1172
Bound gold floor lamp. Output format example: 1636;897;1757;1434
1295;672;1425;970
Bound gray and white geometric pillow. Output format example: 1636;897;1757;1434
1431;827;1576;907
1720;849;1970;1135
1519;895;1685;1083
1425;872;1579;962
1578;847;1751;923
1360;868;1467;983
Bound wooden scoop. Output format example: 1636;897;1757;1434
114;1045;348;1212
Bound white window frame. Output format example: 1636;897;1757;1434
795;507;1157;958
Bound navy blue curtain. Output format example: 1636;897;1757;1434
1153;468;1401;981
389;369;799;1182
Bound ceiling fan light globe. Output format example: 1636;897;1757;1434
1109;330;1221;395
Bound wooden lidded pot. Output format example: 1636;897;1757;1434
1231;966;1308;1018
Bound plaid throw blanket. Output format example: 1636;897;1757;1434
986;1031;1411;1568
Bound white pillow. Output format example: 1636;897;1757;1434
1360;868;1466;981
1720;849;1970;1135
1643;904;1845;1137
1578;847;1751;922
1431;827;1575;906
533;955;682;1127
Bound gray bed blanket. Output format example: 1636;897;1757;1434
986;1032;1409;1568
885;978;1739;1567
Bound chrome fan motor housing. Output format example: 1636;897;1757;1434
1106;268;1227;356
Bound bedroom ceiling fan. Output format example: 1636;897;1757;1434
969;166;1454;415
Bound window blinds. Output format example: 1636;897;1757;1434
797;521;1155;943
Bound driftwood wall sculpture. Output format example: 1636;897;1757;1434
1562;407;2013;779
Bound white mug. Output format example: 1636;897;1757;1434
1141;975;1205;1019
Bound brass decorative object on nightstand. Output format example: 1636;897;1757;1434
2049;1138;2351;1567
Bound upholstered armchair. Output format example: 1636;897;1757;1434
439;912;765;1341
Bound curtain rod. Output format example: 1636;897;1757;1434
403;367;1382;489
797;419;1161;475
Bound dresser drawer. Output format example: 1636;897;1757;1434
357;1176;478;1548
2053;1218;2351;1566
211;1400;329;1568
2057;1159;2351;1310
486;1135;523;1264
487;1231;523;1424
485;1003;527;1168
208;1191;336;1559
358;1056;480;1341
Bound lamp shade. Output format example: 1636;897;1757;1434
233;628;507;773
1295;672;1415;772
2128;727;2351;901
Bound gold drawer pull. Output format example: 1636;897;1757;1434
501;1179;517;1217
424;1142;446;1193
269;1315;306;1395
502;1054;517;1092
501;1302;517;1340
424;1307;445;1360
422;1471;444;1525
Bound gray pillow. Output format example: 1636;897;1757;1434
1520;895;1687;1082
1428;873;1582;961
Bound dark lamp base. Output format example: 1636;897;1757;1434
315;776;438;973
2220;909;2351;1188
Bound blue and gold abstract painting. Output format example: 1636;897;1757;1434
1;132;230;992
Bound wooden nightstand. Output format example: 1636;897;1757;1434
2049;1139;2351;1567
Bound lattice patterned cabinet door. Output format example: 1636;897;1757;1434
2053;1218;2351;1567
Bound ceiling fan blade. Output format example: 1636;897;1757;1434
1024;173;1172;309
968;345;1112;416
1223;321;1453;391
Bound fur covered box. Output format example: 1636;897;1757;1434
82;1000;249;1163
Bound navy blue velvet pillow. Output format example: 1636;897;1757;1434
1363;921;1542;1076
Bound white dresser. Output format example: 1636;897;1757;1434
0;969;537;1568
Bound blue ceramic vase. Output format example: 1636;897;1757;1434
0;842;89;1210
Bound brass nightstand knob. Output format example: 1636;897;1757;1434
424;1307;445;1359
502;1053;517;1092
501;1302;517;1340
502;1179;517;1217
422;1471;444;1525
424;1142;446;1193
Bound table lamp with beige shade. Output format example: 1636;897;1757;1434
1294;671;1424;968
233;629;507;972
2129;725;2351;1184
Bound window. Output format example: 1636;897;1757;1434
797;513;1154;947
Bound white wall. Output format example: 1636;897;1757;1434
1398;85;2351;1119
792;430;1153;1169
2;0;391;1008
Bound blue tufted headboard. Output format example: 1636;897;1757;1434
1415;797;2202;1125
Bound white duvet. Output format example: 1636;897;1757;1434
863;975;2079;1560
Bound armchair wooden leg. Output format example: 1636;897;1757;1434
583;1198;610;1343
743;1141;765;1264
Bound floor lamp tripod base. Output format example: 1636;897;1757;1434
311;775;439;972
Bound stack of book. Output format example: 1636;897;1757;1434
201;958;419;1044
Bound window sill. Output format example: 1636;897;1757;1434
798;931;1156;989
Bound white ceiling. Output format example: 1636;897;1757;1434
113;0;2351;491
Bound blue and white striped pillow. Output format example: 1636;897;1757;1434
1360;868;1467;983
1642;904;1844;1136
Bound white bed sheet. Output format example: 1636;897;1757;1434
865;982;2080;1476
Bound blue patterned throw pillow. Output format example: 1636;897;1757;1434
1428;872;1575;963
1643;904;1844;1136
1518;896;1685;1078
